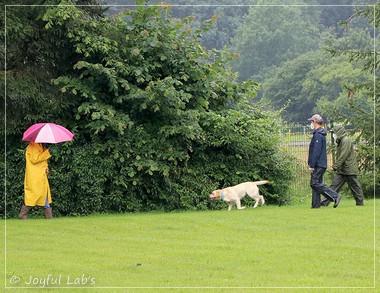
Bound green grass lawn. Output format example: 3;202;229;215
2;199;379;292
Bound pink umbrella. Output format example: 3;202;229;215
22;123;74;144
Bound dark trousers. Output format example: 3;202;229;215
310;167;341;208
330;174;364;206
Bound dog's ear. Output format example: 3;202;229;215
215;190;221;198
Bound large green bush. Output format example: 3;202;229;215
2;2;294;218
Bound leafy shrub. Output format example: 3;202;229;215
1;3;295;218
360;173;379;199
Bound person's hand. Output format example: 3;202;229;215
45;167;49;175
308;167;314;173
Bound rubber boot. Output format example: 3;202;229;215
44;207;53;219
18;205;31;220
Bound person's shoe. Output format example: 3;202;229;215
333;195;342;208
44;208;53;219
18;205;30;220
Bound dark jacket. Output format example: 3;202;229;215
308;127;327;169
332;125;359;175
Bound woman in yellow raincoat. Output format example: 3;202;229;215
19;142;53;219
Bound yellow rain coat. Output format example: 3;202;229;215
24;142;52;206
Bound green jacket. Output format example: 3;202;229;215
332;125;359;175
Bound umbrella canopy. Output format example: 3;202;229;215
22;123;74;144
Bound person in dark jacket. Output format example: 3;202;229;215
307;114;342;208
321;125;364;206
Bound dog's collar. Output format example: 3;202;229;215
221;191;225;201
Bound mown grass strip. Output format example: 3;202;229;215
3;199;378;291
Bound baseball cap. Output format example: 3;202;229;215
307;114;324;123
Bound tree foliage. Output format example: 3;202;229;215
261;28;373;123
2;1;293;217
231;0;321;81
104;0;251;50
102;1;364;111
317;3;379;197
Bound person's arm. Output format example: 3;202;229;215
333;138;350;170
27;145;51;164
309;133;323;168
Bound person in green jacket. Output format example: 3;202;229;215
321;125;364;206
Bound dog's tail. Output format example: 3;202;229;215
254;180;269;186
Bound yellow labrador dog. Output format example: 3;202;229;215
209;181;269;211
